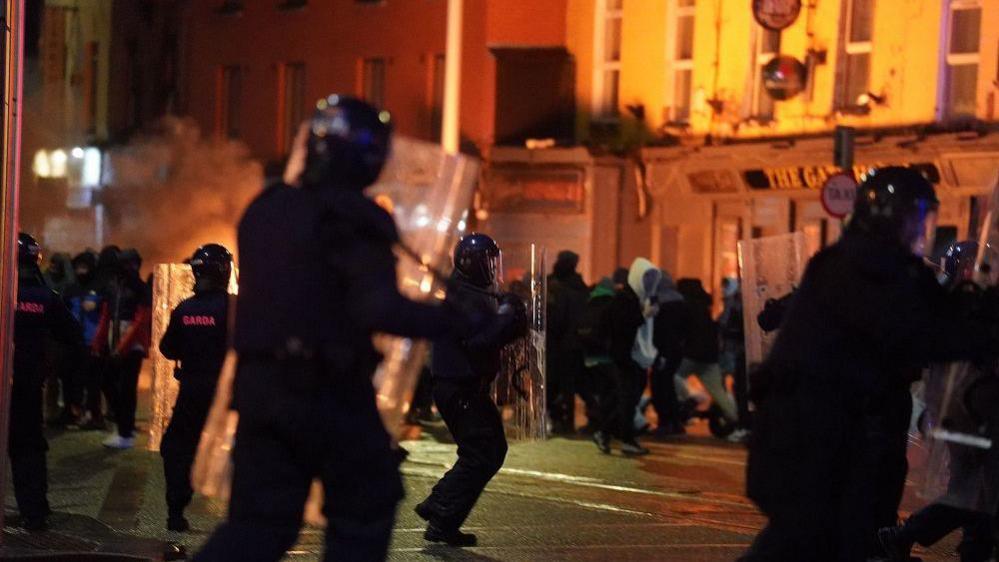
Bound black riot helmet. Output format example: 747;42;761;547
18;232;41;266
190;243;233;292
300;94;392;191
849;166;940;256
454;233;502;289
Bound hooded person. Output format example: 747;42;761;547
545;250;590;434
600;258;660;455
43;253;74;294
62;250;105;429
673;278;742;440
651;270;688;435
42;252;78;424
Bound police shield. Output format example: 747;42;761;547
738;232;808;372
366;136;480;437
148;264;196;452
916;174;999;513
492;244;547;441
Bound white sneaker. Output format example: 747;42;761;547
102;434;134;449
726;428;750;443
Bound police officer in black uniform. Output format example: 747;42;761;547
159;243;232;532
415;233;525;547
740;167;999;562
193;95;474;562
11;233;82;530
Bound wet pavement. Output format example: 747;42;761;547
2;418;963;561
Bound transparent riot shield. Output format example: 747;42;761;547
191;136;479;508
493;245;547;441
147;264;195;451
366;136;480;437
916;175;999;512
738;232;808;372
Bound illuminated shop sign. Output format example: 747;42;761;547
482;169;585;214
743;162;940;191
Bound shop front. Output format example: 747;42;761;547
643;132;999;302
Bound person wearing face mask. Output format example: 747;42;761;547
740;167;999;562
61;250;102;428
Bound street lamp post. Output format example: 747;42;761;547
442;0;462;154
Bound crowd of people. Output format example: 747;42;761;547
542;249;749;455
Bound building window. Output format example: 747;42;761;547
665;0;695;123
83;42;99;134
217;65;242;139
836;0;874;108
751;28;780;119
593;0;623;119
361;58;387;109
940;0;982;120
430;54;445;141
278;63;306;155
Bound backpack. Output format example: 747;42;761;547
577;294;613;355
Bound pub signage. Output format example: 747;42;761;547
752;0;802;31
744;162;940;191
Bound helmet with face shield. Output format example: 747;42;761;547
849;166;939;257
454;233;502;290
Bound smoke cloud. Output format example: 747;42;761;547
102;117;262;267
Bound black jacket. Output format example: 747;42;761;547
432;277;519;380
234;183;458;376
653;299;688;365
747;229;999;512
160;289;229;387
15;274;82;377
608;285;644;371
546;271;589;355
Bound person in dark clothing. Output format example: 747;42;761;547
878;240;999;562
43;252;78;425
545;250;589;434
674;278;742;440
94;248;152;449
580;278;625;452
604;258;660;455
651;271;688;436
63;250;106;429
740;167;999;562
159;243;233;532
719;278;750;429
416;233;525;546
193;95;474;562
11;233;82;531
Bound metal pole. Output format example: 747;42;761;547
0;0;25;539
441;0;462;154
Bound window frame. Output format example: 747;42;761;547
216;65;242;140
664;0;695;123
360;57;387;110
592;0;624;120
750;27;780;120
277;62;306;156
835;0;874;109
937;0;983;120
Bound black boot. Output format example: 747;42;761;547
167;514;190;532
424;523;477;547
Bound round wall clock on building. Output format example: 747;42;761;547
752;0;802;31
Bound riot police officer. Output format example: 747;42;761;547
159;244;232;532
193;95;473;562
740;167;999;562
415;233;525;547
11;233;81;530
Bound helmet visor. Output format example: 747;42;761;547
907;203;938;258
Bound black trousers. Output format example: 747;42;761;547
650;356;682;429
547;348;580;433
903;503;994;562
422;377;507;530
106;350;144;437
588;362;637;441
193;358;403;562
9;366;50;522
161;383;214;519
82;354;105;421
